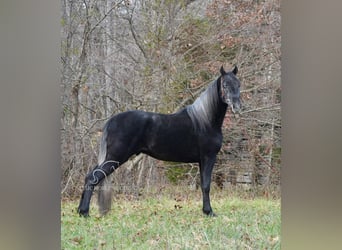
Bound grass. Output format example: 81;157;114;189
61;187;280;249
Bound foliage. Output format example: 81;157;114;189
165;164;196;184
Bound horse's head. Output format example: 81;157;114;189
219;65;241;113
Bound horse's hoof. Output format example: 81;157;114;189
205;211;217;217
79;212;90;217
203;209;216;217
77;208;89;217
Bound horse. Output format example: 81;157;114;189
78;65;241;217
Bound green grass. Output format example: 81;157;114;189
62;189;280;249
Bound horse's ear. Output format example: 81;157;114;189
220;66;226;75
232;65;238;75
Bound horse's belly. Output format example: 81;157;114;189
142;135;199;163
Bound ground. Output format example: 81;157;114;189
61;187;280;249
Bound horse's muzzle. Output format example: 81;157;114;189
231;100;241;114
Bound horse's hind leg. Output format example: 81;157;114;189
77;161;118;217
78;114;142;216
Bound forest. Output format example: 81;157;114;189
61;0;281;199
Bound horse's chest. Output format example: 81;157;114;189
198;133;223;154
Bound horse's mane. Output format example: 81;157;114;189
186;79;220;131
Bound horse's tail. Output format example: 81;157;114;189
97;123;113;216
98;176;113;216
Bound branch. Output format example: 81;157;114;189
240;117;281;128
86;0;125;39
127;14;148;59
240;81;269;93
240;104;280;115
255;150;279;173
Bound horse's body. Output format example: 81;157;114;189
78;66;241;217
106;109;202;163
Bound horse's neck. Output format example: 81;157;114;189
212;102;228;130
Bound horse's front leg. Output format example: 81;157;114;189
199;155;217;216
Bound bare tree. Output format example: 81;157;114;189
61;0;281;198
